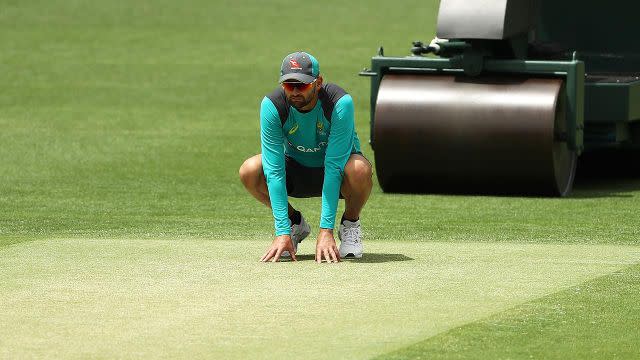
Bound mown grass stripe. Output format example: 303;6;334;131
377;264;640;360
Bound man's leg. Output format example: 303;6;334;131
238;154;296;216
337;154;373;258
340;154;374;221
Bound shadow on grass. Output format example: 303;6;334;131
294;253;414;263
572;178;640;198
571;149;640;198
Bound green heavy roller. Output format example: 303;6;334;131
361;0;640;196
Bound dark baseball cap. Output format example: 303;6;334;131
279;51;320;84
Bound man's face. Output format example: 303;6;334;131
282;77;321;110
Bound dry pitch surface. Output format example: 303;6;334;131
1;239;638;359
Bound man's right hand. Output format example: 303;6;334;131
261;235;297;262
315;229;340;263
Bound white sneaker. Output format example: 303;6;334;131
282;214;310;257
339;219;363;258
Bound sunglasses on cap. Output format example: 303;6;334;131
282;79;317;92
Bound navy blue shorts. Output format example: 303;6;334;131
285;153;368;198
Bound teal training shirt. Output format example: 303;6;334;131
260;83;361;236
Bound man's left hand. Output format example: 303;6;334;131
315;229;340;263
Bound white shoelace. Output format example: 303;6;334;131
343;226;361;244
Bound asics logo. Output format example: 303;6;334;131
288;123;299;135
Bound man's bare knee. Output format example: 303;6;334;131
342;157;373;198
346;158;373;185
239;155;263;187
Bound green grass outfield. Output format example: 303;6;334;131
1;1;639;359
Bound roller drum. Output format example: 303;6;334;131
373;74;576;196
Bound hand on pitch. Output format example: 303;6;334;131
261;235;297;262
315;229;340;263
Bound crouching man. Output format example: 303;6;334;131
239;51;373;263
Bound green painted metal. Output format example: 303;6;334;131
536;1;640;74
584;79;640;124
534;0;640;149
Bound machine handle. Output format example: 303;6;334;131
411;41;436;56
359;68;378;77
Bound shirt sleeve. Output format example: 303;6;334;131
260;97;290;236
320;94;355;230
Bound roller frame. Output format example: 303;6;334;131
362;56;585;155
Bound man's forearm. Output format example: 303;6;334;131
319;166;342;230
265;173;290;235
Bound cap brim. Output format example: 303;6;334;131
279;73;316;84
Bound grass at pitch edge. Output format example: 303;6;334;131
378;263;640;360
